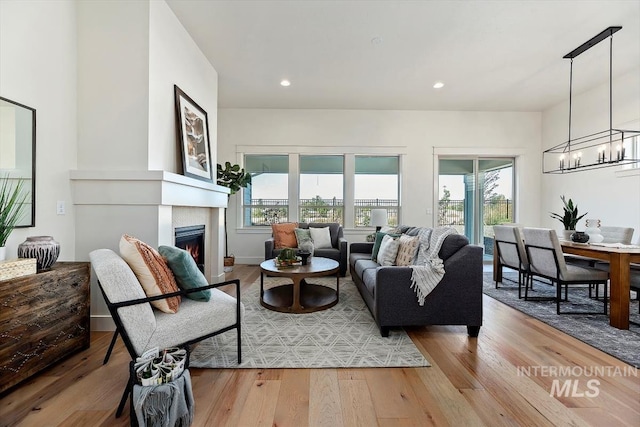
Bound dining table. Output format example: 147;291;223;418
560;241;640;330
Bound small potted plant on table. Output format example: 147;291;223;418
549;195;587;240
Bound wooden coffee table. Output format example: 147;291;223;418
259;257;340;313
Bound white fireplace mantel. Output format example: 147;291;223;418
70;170;229;208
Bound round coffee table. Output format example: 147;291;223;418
259;257;339;313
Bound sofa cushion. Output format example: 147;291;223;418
439;234;469;260
310;226;332;249
158;245;211;302
294;228;312;246
119;234;181;314
354;259;379;279
372;231;401;261
396;235;420;266
377;234;400;266
272;222;299;249
362;268;377;297
305;222;341;248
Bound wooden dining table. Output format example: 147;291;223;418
560;241;640;330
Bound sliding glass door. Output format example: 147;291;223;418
438;157;514;257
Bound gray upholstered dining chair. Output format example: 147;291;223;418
494;225;530;298
564;226;634;299
522;227;609;315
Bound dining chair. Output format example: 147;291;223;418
523;227;609;315
566;226;634;267
493;225;530;298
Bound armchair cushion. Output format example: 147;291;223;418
158;245;211;302
310;226;332;249
272;222;299;248
119;234;181;313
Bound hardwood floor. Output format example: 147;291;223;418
1;264;638;426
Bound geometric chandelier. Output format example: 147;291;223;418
543;26;640;174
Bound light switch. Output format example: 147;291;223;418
56;201;65;215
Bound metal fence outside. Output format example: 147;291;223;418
438;199;513;226
244;198;399;226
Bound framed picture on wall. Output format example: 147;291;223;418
174;85;213;183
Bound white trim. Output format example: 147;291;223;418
237;145;408;155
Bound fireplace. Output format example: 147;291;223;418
174;225;205;273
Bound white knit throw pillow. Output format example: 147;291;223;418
377;234;400;266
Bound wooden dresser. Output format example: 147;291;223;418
0;262;91;394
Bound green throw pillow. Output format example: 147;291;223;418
158;245;211;302
371;232;401;261
294;228;312;246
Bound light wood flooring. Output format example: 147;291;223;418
1;264;638;426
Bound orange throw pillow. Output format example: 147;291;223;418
119;234;181;313
272;222;299;249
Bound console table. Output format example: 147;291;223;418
0;262;91;394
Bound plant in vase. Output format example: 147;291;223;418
276;247;301;268
216;162;252;272
549;195;587;240
0;176;28;261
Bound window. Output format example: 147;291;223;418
299;155;344;224
354;156;399;227
241;153;402;228
243;155;288;225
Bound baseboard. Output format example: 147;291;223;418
91;315;116;331
235;256;263;265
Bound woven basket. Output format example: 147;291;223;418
0;258;37;281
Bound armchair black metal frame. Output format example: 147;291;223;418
494;238;530;298
96;279;242;420
524;243;608;315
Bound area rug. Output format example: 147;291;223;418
483;272;640;368
190;276;430;368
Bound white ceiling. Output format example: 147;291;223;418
166;0;640;112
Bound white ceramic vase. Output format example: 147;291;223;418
0;246;6;261
584;219;604;243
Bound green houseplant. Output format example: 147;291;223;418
549;195;587;231
0;176;28;260
216;162;252;271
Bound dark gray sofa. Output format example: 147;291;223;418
265;222;348;276
349;226;483;337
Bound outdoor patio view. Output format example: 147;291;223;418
244;198;399;227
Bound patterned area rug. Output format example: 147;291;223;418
190;276;430;368
483;272;640;368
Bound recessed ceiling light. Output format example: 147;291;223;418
433;81;445;89
371;37;382;45
280;79;291;87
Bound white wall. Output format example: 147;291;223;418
218;108;542;264
0;0;77;260
148;0;218;172
541;70;640;240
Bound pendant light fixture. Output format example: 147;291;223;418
542;26;640;174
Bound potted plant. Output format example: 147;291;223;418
216;162;251;271
275;247;301;268
549;195;587;240
0;176;28;261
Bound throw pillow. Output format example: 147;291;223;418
371;231;401;261
119;234;181;313
377;234;400;266
272;222;299;249
395;234;420;266
309;226;332;249
158;245;210;302
294;228;312;246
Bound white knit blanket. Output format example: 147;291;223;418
409;227;457;306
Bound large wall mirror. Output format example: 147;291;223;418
0;96;35;227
